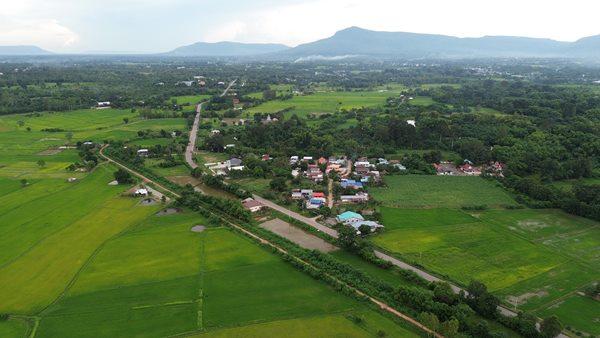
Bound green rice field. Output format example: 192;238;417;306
370;175;517;208
371;207;599;331
246;90;402;117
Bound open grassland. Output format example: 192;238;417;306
371;207;599;326
538;294;600;336
371;175;517;208
246;90;401;117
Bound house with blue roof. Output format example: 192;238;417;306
336;211;364;224
341;179;363;189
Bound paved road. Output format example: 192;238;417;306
185;79;237;169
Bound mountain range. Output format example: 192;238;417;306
165;41;290;56
1;27;599;59
0;45;52;55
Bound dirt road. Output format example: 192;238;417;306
185;79;237;169
99;145;181;198
327;179;334;208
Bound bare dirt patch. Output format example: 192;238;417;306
191;225;206;232
517;220;549;231
139;198;157;206
259;218;338;253
506;290;549;306
156;208;181;216
37;148;64;155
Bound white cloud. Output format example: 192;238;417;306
0;18;79;50
203;0;600;46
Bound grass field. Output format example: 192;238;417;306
370;175;517;208
33;223;420;337
371;207;599;328
246;90;402;117
0;165;160;313
538;294;599;336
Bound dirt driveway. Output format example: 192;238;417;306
259;218;338;253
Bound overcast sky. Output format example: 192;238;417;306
1;0;599;53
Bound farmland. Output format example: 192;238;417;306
370;175;517;208
246;90;403;117
0;108;422;337
371;207;599;328
35;223;420;337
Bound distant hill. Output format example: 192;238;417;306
166;41;290;56
276;27;600;60
0;45;52;55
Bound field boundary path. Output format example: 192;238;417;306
185;79;237;169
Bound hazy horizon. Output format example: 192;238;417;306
1;0;599;53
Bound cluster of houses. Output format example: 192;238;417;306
206;157;244;176
336;211;383;234
434;160;505;177
290;156;349;182
290;189;327;209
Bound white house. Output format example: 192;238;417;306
242;198;264;213
137;149;149;157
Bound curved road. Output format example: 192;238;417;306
185;79;237;169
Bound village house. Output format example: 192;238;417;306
306;164;323;182
336;211;383;234
326;163;344;175
317;157;328;165
486;161;506;177
336;211;364;224
291;189;303;200
290;156;300;165
434;161;458;175
291;169;300;178
210;129;221;135
459;163;482;176
341;179;363;190
96;101;111;109
302;156;314;162
261;154;271;161
406;119;416;127
224;144;235;149
350;220;384;234
340;192;369;203
133;188;148;196
306;195;326;209
242;198;264;213
137;149;149;157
